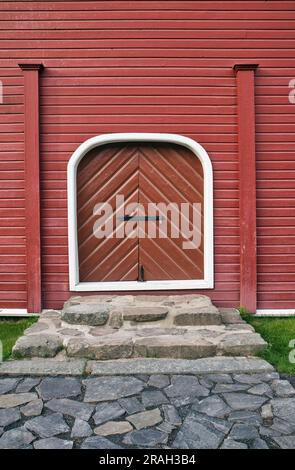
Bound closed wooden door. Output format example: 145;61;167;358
77;142;204;282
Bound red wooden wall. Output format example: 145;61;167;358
0;1;295;310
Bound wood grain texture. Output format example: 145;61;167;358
235;65;258;313
77;142;204;282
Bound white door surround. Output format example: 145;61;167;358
67;133;214;291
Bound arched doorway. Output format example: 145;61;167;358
68;133;213;291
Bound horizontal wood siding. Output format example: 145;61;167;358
0;1;294;310
0;60;26;308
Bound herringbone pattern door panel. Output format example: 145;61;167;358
77;143;139;281
77;142;204;283
138;143;204;280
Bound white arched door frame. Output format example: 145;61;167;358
67;133;214;291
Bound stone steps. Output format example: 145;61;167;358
12;295;268;361
61;294;223;327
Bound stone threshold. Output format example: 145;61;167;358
0;357;274;377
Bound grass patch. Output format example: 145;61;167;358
241;312;295;374
0;317;38;360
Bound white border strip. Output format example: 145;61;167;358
0;309;29;316
256;309;295;317
67;133;214;292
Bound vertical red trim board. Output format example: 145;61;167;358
234;64;258;313
19;63;43;313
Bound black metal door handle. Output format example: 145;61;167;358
119;215;163;221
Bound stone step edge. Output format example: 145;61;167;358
0;356;274;377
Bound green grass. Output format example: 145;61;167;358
0;317;38;361
241;312;295;374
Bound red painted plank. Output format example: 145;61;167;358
234;64;258;313
19;63;43;313
1;2;294;12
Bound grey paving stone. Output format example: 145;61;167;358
71;419;92;438
199;377;214;388
16;378;40;393
271;417;295;435
118;397;144;415
165;375;209;400
169;395;198;408
192;395;231;419
12;334;63;358
190;413;232;435
206;374;233;384
221;438;248;449
0;392;37;409
46;398;94;421
37;377;81;400
126;408;162;430
162;405;182;427
0;378;19;394
93;402;125;425
24;413;69;438
0;427;35;449
123;428;168;447
272;436;295;449
254;372;280;382
81;436;122;449
86;357;274;376
147;375;170;389
0;408;21;427
271;379;295;397
212;383;250;394
271;398;295;430
172;412;224;449
83;376;145;402
222;393;268;411
34;437;73;449
20;399;43;417
0;359;86;376
228;410;262;426
248;383;273;397
251;438;269;449
281;374;295;388
229;423;259;441
259;425;281;438
141;390;169;407
156;421;175;434
233;374;265;385
0;427;3;437
137;375;149;382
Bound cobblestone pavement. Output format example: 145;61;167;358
0;371;295;449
